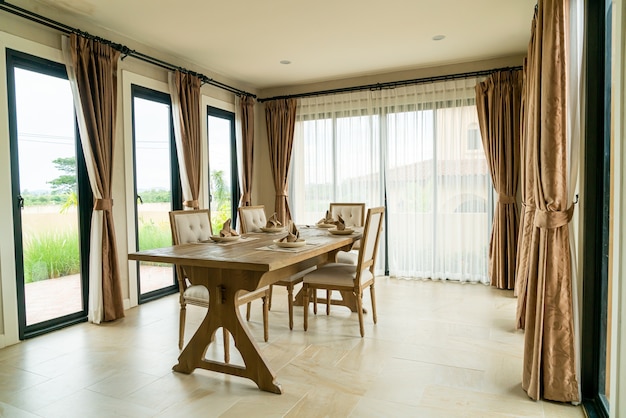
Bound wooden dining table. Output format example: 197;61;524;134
128;226;360;394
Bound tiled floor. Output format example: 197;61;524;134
0;278;585;417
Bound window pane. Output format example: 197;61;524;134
208;113;234;233
14;68;83;325
133;96;174;295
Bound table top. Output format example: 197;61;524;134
128;226;362;273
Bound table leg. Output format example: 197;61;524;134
173;267;282;394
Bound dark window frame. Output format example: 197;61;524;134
6;48;92;339
581;0;611;417
207;106;240;228
130;84;181;304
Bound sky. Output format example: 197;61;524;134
12;67;232;195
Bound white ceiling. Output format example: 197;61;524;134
24;0;536;89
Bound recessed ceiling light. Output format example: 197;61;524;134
432;35;446;41
280;60;291;65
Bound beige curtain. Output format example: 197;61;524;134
265;98;297;224
516;0;579;402
238;95;255;206
475;70;523;290
68;34;124;321
170;70;201;209
514;58;536;329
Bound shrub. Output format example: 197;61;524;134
23;230;80;283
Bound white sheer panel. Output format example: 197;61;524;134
291;78;492;283
291;92;383;225
383;81;490;283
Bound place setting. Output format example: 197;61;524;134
259;212;286;233
205;219;258;245
313;211;357;236
315;210;336;229
258;222;313;252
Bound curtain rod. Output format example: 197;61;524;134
0;0;256;98
258;65;523;102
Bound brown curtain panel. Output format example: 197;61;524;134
475;70;523;290
516;0;579;402
70;34;124;321
265;98;297;224
174;71;202;209
239;95;255;206
515;57;537;330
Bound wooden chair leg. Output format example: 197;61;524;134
246;302;251;321
326;290;331;315
262;295;269;342
303;285;309;331
288;284;294;330
313;289;318;315
370;283;377;324
223;327;230;363
268;284;274;311
356;290;364;337
179;305;186;350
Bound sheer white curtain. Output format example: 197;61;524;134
290;91;383;223
568;0;584;402
383;79;490;283
290;77;492;283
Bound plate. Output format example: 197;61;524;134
210;235;241;243
260;226;284;233
273;238;306;248
316;222;335;228
328;228;354;235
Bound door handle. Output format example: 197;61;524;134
17;195;24;209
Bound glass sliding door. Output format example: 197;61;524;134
7;50;90;338
207;106;238;232
131;85;180;302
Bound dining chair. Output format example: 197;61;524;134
238;205;267;233
169;209;270;358
302;206;385;337
329;202;366;265
238;205;315;330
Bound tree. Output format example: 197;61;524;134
48;156;77;195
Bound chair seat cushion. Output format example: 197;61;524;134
303;263;373;287
183;284;209;303
335;250;358;265
283;266;317;283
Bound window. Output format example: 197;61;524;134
466;125;481;151
207;106;239;232
131;85;180;302
6;49;91;338
290;81;491;283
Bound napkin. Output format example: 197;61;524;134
220;219;239;237
334;215;346;230
266;212;282;228
317;210;335;225
279;221;300;242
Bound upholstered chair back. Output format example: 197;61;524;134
169;209;213;244
238;205;267;233
329;203;365;227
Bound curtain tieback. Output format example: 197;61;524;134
534;205;575;229
276;193;288;198
94;198;113;211
498;194;516;204
521;201;536;212
183;200;199;209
